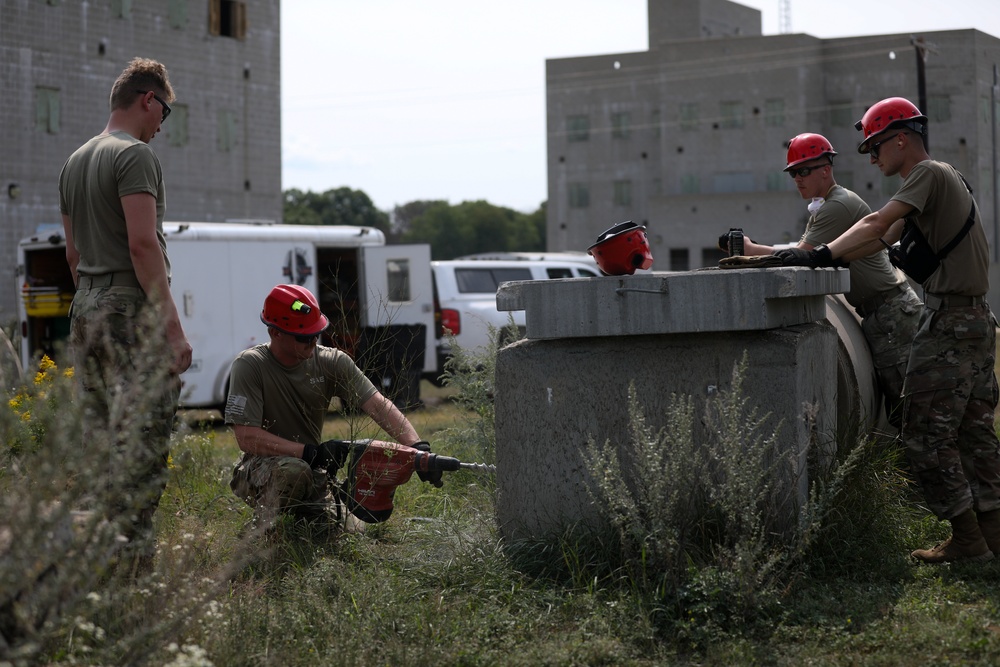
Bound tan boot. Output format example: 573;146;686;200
911;509;994;564
976;508;1000;555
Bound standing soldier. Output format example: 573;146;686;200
775;97;1000;564
59;58;192;572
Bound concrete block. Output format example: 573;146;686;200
496;266;849;337
495;322;838;542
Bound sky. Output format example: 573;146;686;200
281;0;1000;214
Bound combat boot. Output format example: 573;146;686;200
976;508;1000;556
911;508;994;564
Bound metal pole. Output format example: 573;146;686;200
992;64;999;262
913;36;928;151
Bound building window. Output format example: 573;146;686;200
680;173;700;194
611;112;631;139
766;172;785;192
567;115;589;142
169;0;188;28
679;102;699;131
719;101;743;129
764;98;784;127
167;104;189;147
209;0;247;40
35;87;60;134
568;182;590;208
881;174;901;197
713;172;754;193
669;248;689;271
46;0;61;5
829;101;854;127
218;110;237;151
651;109;661;139
613;180;632;206
111;0;132;18
928;95;951;123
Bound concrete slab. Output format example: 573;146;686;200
496;266;849;337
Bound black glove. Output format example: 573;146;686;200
302;439;350;473
774;244;841;268
412;441;444;488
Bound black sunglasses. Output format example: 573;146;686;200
787;163;828;178
136;90;171;123
292;332;321;344
868;133;901;159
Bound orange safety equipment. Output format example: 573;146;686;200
587;221;654;276
855;97;927;154
785;133;837;170
260;284;329;335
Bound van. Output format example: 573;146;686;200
430;258;600;374
17;221;435;409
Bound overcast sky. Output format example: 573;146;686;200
281;0;1000;213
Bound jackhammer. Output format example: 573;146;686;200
323;439;495;524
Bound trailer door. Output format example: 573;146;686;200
359;244;435;375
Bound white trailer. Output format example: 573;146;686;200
16;221;435;410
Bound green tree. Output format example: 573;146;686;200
401;200;546;259
283;187;390;235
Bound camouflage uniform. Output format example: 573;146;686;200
70;281;180;548
860;287;924;427
903;300;1000;518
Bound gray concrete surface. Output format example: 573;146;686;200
494;267;858;542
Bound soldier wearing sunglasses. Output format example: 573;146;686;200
226;284;438;535
720;132;921;429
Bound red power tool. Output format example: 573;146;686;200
328;440;495;524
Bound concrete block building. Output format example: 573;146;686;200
0;0;282;320
546;0;1000;296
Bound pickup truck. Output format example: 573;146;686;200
430;257;600;376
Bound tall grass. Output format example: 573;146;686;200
3;329;999;665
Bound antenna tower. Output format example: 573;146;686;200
778;0;791;34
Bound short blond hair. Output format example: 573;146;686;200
109;57;175;110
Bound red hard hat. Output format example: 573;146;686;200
587;221;654;276
855;97;927;154
785;133;837;170
260;284;329;335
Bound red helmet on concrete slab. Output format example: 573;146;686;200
587;221;654;276
785;133;837;170
261;284;329;335
855;97;928;154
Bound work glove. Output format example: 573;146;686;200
412;441;444;488
302;439;350;473
773;244;843;268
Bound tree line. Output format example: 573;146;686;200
283;187;547;260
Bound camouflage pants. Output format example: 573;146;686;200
861;285;923;428
902;302;1000;519
230;452;332;525
70;285;181;549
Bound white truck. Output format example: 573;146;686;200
16;221;435;410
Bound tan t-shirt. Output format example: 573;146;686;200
225;344;379;445
891;160;989;296
801;184;906;308
58;131;169;277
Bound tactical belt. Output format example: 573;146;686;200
855;284;907;318
77;271;142;289
923;292;986;311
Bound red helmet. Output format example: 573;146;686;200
587;221;654;276
785;133;837;170
260;284;329;335
855;97;927;154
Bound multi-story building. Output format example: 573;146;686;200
0;0;282;320
546;0;1000;298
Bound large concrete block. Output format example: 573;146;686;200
496;267;850;337
495;323;838;542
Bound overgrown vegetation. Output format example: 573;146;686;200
3;336;1000;665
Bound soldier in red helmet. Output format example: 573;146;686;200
721;132;921;428
225;284;437;533
776;97;1000;565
